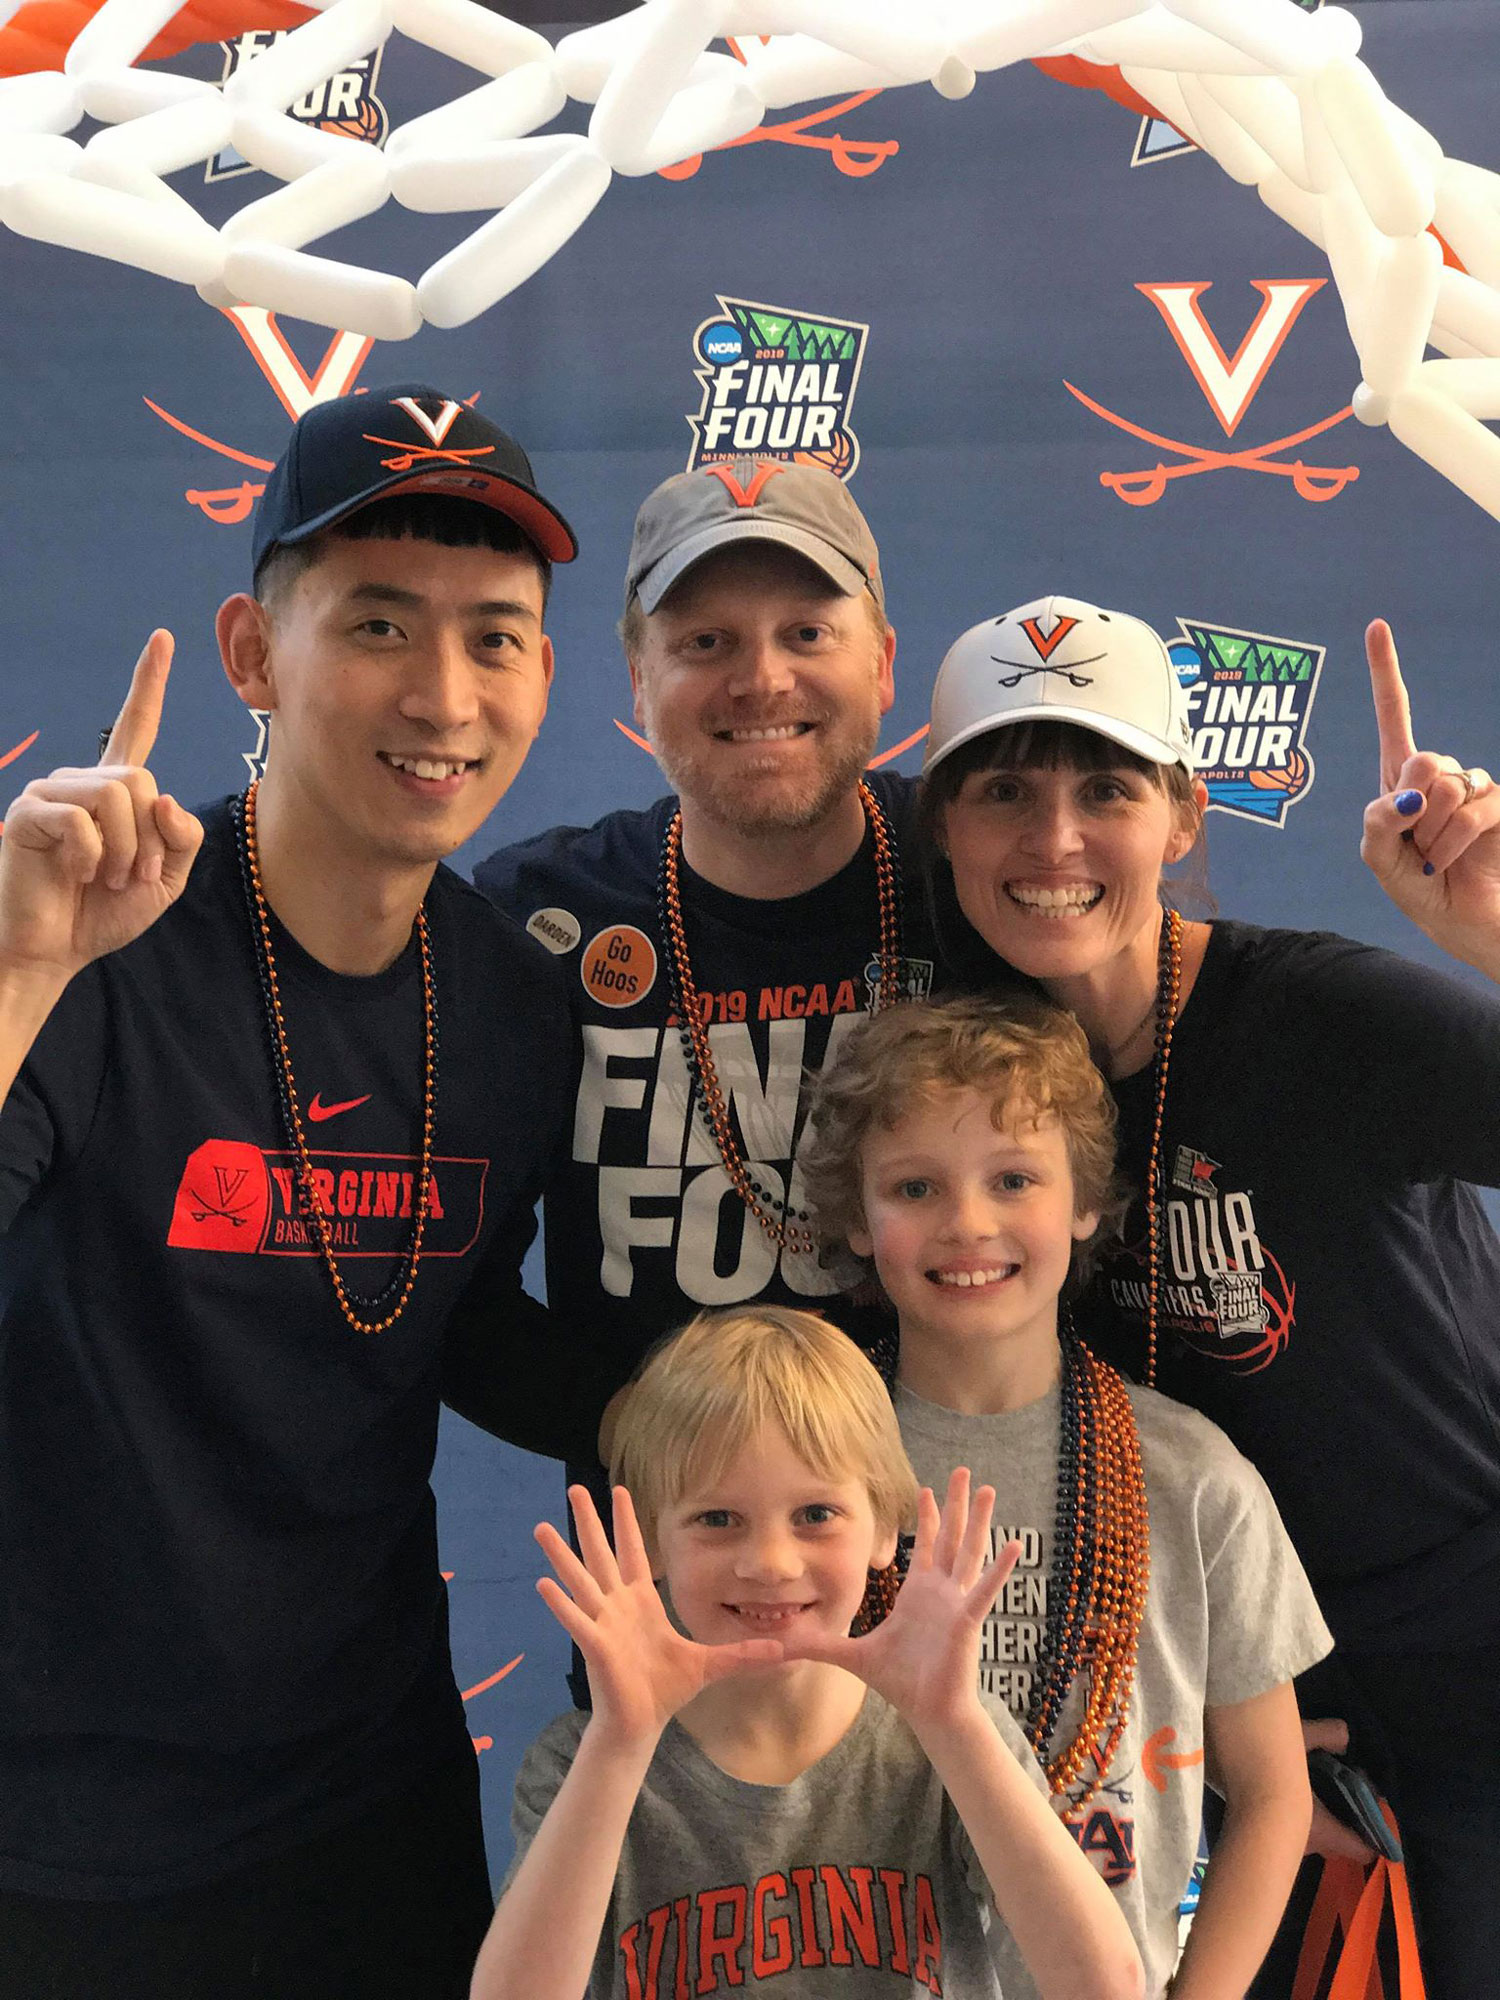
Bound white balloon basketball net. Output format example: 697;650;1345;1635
4;0;1500;520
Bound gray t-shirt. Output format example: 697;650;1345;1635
896;1378;1333;1999
507;1687;1046;1997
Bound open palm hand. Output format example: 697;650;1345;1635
536;1486;783;1751
782;1470;1019;1736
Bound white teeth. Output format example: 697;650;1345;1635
724;724;809;742
733;1604;807;1624
933;1267;1014;1288
1006;882;1102;917
387;755;470;780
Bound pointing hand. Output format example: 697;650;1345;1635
1360;618;1500;979
0;632;204;985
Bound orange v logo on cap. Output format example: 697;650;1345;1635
703;461;786;509
363;397;494;472
391;395;465;447
1019;614;1080;662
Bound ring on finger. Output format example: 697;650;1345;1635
1457;768;1480;806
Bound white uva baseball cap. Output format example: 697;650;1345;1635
924;595;1196;777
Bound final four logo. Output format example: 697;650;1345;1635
1169;620;1324;827
687;297;868;476
206;33;388;182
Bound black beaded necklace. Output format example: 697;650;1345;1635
233;782;438;1334
655;781;904;1252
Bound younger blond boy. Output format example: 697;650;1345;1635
472;1306;1143;2000
803;996;1331;2000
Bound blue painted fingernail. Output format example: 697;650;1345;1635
1423;861;1435;875
1396;790;1424;815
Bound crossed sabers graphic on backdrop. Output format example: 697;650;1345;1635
145;395;274;522
1065;381;1360;505
158;382;1363;520
660;89;897;180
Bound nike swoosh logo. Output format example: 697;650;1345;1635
307;1093;372;1123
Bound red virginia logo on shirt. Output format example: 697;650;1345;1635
167;1139;488;1258
618;1866;944;1998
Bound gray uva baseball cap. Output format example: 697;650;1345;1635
624;458;884;615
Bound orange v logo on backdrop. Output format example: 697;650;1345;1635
1019;614;1079;661
1065;279;1358;507
1137;280;1323;437
144;308;379;524
222;307;376;421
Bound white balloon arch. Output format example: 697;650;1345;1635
3;0;1500;521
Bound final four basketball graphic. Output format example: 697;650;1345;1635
687;296;868;476
206;31;388;181
1168;619;1324;828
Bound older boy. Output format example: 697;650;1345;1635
0;386;619;1998
803;996;1332;1999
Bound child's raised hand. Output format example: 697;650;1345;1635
535;1486;783;1749
784;1469;1018;1737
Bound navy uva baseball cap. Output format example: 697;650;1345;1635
251;382;578;580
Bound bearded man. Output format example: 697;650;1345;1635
476;461;938;1546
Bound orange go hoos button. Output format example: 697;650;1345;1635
581;924;658;1009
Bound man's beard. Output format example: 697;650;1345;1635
645;703;882;839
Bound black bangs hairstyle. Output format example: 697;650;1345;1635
916;718;1213;960
256;492;553;613
916;718;1196;845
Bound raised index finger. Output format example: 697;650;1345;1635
1366;619;1417;794
100;630;175;769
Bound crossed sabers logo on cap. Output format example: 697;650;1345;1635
992;613;1098;689
996;659;1098;690
362;395;496;474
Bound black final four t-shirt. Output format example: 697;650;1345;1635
1082;920;1500;1654
0;800;598;1897
474;773;936;1378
